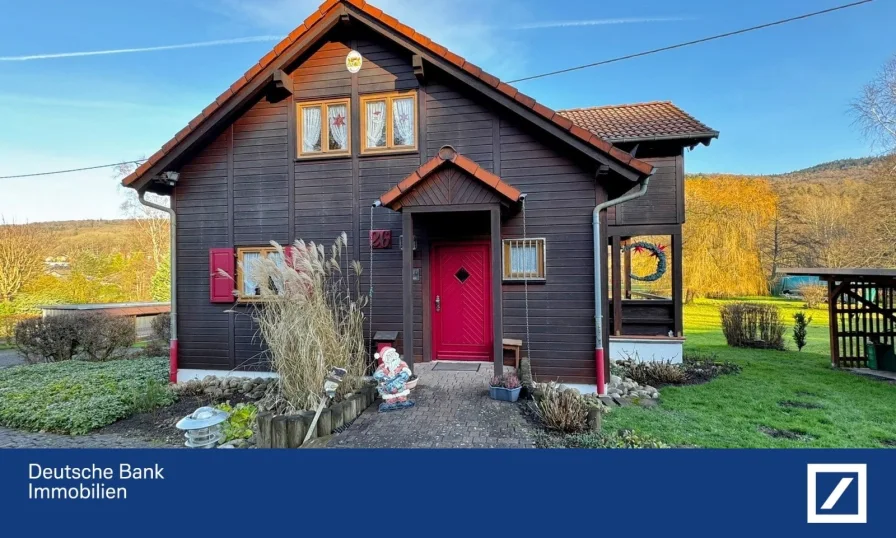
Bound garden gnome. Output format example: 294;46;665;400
373;347;415;412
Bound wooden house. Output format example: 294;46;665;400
122;0;717;390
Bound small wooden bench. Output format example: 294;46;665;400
502;338;523;369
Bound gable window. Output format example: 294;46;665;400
236;247;285;299
297;98;350;157
360;91;417;153
503;238;546;281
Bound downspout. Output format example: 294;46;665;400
139;191;177;383
593;176;650;395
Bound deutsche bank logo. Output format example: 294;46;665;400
807;464;867;524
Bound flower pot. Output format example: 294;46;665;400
406;376;418;390
489;385;521;402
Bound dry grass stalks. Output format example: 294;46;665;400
235;233;367;411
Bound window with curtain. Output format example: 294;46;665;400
297;98;350;157
503;239;546;281
361;91;417;153
237;247;285;299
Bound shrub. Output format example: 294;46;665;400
144;313;170;357
490;373;520;389
14;315;82;363
720;302;786;350
216;402;258;442
798;283;827;309
78;313;136;361
621;358;686;386
792;311;813;352
566;429;670;449
14;313;135;363
0;358;172;434
681;351;741;382
240;235;367;411
536;383;588;433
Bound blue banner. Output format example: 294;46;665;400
0;449;892;536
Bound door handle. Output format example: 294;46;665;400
435;295;441;312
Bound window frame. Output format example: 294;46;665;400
502;238;547;282
236;246;283;301
360;90;418;154
296;97;352;159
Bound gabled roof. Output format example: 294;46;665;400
558;101;719;144
122;0;653;189
379;146;521;210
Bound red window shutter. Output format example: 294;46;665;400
209;248;235;303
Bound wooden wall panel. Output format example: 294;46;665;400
611;155;679;226
175;130;231;370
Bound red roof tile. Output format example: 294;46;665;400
122;0;652;187
558;101;718;143
379;146;521;209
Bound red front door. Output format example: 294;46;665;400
431;242;493;361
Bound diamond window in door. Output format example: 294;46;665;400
455;267;470;283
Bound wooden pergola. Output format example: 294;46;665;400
781;268;896;367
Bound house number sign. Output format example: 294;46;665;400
346;50;363;73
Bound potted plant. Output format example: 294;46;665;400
489;373;522;402
405;374;419;390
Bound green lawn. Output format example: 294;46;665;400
602;297;896;448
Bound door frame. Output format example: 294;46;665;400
430;240;493;361
402;205;504;377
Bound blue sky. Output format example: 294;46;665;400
0;0;892;222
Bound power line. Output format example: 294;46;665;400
508;0;874;83
0;0;873;180
0;159;146;179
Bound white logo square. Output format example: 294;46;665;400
807;463;867;524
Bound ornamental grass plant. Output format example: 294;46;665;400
237;234;367;411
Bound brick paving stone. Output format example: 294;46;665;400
329;363;536;448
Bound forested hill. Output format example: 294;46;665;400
688;155;887;183
30;219;137;257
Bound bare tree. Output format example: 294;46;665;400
852;56;896;258
115;162;170;271
852;54;896;155
0;219;45;302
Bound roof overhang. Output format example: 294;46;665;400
379;146;521;211
122;0;653;193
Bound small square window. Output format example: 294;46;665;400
361;91;417;153
503;238;546;281
297;98;350;158
237;247;284;299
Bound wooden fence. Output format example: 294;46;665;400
829;280;896;367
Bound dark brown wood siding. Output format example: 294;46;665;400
171;27;656;383
608;147;683;226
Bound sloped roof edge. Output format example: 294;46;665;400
122;0;653;189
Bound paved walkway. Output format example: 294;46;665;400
0;427;165;448
329;362;536;448
0;348;24;369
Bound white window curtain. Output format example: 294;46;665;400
392;97;415;146
302;106;322;152
327;104;348;151
242;252;261;295
365;100;387;148
510;244;538;277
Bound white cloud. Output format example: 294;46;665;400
513;16;692;30
0;36;282;62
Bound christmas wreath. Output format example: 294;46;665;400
623;241;667;282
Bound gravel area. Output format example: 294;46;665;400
329;362;536;448
0;427;170;448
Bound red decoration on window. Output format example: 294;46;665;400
332;115;345;127
209;248;235;303
369;230;392;249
